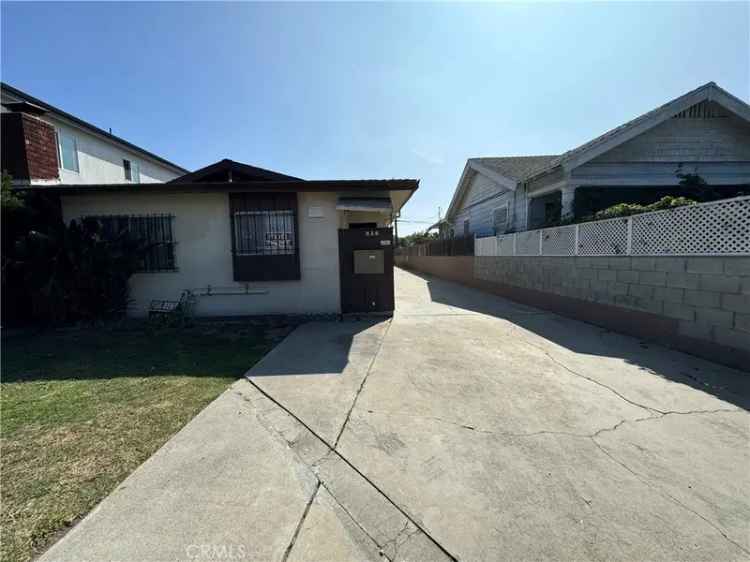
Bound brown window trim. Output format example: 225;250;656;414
229;192;301;282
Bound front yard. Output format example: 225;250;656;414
1;322;290;562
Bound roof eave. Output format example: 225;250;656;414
557;82;750;173
468;159;519;191
15;179;419;195
1;82;189;174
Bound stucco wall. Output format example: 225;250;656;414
62;191;342;317
52;118;180;184
396;255;750;370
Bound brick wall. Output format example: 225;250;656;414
397;255;750;370
0;112;58;181
21;113;58;180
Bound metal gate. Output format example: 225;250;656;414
338;227;394;313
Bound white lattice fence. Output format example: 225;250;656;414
577;218;629;255
630;197;750;255
498;235;515;255
542;225;576;256
475;236;497;256
516;230;540;255
472;196;750;257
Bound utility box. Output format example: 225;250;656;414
354;249;384;275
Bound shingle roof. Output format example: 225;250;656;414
471;155;560;181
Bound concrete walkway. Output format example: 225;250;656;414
41;268;750;562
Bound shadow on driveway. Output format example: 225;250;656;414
413;269;750;411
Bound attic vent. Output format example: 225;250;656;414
673;100;728;119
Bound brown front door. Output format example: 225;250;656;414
338;227;394;313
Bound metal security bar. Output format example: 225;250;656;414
475;195;750;257
229;192;301;281
87;214;177;272
234;210;296;256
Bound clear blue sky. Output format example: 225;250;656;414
2;2;748;234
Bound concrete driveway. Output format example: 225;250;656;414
41;268;750;562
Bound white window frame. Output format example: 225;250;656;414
56;130;79;173
493;204;509;235
123;159;141;183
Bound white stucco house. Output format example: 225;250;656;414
1;82;187;185
2;84;418;318
48;161;416;317
438;82;750;238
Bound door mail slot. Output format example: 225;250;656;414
353;249;384;274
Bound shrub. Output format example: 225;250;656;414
583;196;697;222
2;186;153;325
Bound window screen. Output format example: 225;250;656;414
463;219;470;237
87;214;176;272
493;206;508;234
58;132;79;172
229;193;300;281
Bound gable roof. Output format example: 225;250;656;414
446;82;750;221
526;81;750;180
1;82;188;174
445;155;557;219
169;159;301;183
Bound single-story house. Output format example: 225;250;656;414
25;159;418;317
438;82;750;238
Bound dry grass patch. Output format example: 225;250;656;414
1;323;290;562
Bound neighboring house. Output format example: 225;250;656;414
439;82;750;238
24;159;418;317
1;82;187;185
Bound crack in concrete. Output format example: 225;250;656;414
512;327;747;420
379;520;414;560
364;407;740;441
246;319;459;562
590;437;750;557
515;335;666;415
318;480;394;562
366;401;745;557
281;482;321;562
250;307;745;562
333;319;393;448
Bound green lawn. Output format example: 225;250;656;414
1;323;290;562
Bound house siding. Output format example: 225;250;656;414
61;191;342;317
452;173;514;237
591;112;750;163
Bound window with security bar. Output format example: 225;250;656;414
86;214;177;272
234;210;296;255
229;192;300;281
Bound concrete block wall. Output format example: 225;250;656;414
474;256;749;355
397;254;749;370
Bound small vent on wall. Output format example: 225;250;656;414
673;100;728;119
